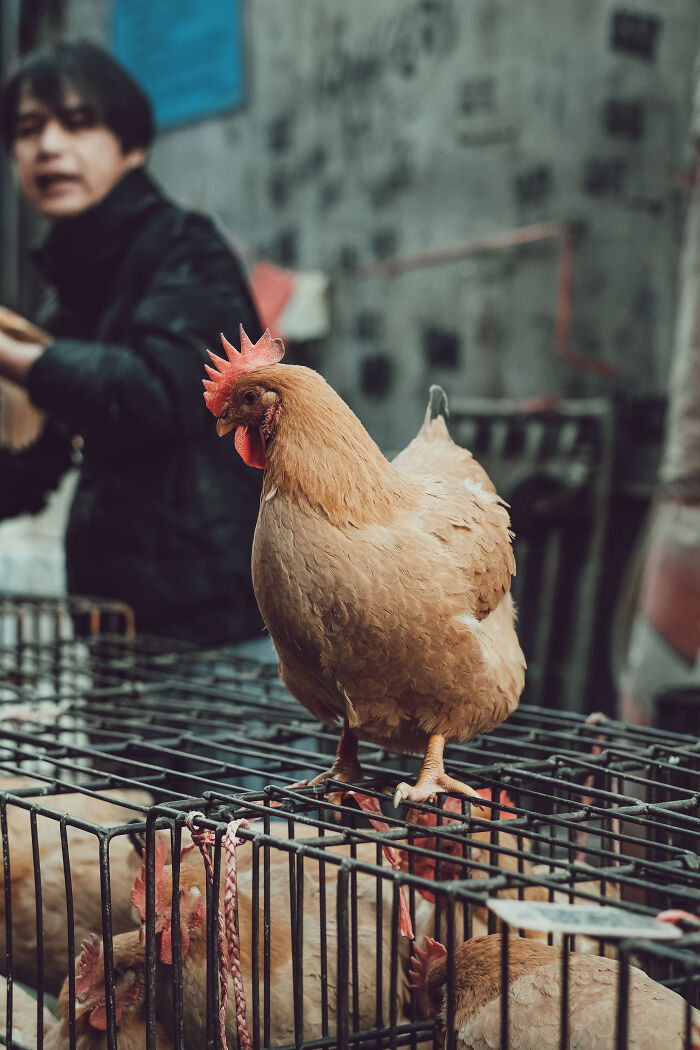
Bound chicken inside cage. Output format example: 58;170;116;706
0;597;697;1049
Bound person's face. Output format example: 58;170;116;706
11;84;146;218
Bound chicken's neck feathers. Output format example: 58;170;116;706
262;368;417;527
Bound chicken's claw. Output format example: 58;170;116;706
307;766;362;790
301;767;361;809
394;733;492;815
393;777;490;816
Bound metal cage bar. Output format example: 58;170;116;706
0;605;695;1049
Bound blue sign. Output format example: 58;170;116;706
112;0;244;130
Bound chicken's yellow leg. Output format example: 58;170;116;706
393;734;490;814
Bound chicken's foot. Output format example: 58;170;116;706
308;722;363;787
393;733;491;814
289;723;364;804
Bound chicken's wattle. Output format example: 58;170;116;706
89;1003;122;1030
235;425;266;469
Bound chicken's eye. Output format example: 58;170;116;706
243;390;257;405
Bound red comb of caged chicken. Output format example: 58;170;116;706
45;929;174;1048
407;790;516;879
73;932;141;1030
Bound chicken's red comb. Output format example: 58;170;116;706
75;933;101;1000
202;326;285;417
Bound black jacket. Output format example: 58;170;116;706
0;168;265;644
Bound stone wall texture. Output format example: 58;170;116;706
56;0;700;448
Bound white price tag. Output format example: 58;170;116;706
486;899;682;939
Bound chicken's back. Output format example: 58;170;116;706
392;387;496;494
433;936;696;1050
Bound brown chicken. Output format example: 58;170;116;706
0;778;153;992
203;329;526;808
44;930;173;1050
131;824;412;1048
411;934;699;1050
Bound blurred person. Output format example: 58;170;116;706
617;61;700;732
0;41;265;645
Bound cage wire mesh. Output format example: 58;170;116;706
0;594;697;1049
446;397;615;714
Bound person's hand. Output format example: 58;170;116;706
0;329;46;386
0;306;50;345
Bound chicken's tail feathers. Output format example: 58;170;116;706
425;384;449;424
414;384;454;447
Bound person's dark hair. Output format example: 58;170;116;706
0;40;154;153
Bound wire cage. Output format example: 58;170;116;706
0;593;135;648
0;596;698;1049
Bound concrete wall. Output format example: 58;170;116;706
47;0;700;448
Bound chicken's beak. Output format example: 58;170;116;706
216;418;236;438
